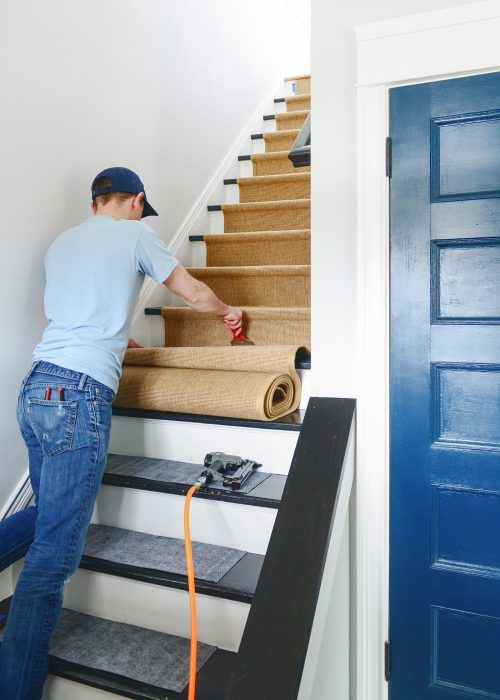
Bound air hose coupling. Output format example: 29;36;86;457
196;470;214;489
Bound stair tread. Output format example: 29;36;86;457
237;172;309;184
220;198;310;212
190;229;310;241
0;597;235;699
264;109;309;119
80;524;263;603
188;263;310;275
113;405;304;430
252;128;300;139
101;452;288;507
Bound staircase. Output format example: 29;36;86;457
0;75;313;699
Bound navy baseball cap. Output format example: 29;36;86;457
91;167;158;218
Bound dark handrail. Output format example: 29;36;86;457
225;396;355;700
288;112;311;168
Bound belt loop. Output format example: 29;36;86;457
78;372;88;390
21;360;40;389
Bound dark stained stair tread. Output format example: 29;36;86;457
112;406;306;430
79;523;264;604
101;453;287;508
0;597;235;700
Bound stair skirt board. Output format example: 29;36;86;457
92;487;278;554
275;110;309;131
63;570;249;652
262;129;301;153
235;173;310;203
188;265;310;307
203;230;310;267
160;306;310;350
221;199;310;233
108;415;299;475
82;524;245;584
251;151;307;176
104;453;271;495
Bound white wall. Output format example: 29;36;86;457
310;0;487;399
0;0;309;513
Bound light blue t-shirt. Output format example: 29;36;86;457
32;214;179;393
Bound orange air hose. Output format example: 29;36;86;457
184;482;201;700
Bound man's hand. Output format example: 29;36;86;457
221;307;243;335
127;338;144;348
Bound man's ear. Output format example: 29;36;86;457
90;200;96;213
132;193;145;211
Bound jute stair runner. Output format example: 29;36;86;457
251;152;310;176
275;110;309;131
221;199;310;232
262;129;301;153
204;230;310;267
187;265;310;307
285;74;310;95
115;75;311;421
236;173;310;203
284;94;311;112
160;307;311;348
114;346;305;421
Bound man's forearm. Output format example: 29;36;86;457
181;278;230;317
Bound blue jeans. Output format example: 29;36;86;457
0;360;116;700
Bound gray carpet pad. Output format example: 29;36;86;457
105;453;271;493
45;608;215;692
83;524;245;583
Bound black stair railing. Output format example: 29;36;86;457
288;112;311;168
225;396;355;700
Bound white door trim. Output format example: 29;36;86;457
355;3;500;699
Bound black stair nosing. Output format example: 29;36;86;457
100;470;286;509
237;154;252;161
207;204;222;212
112;406;304;431
223;178;238;185
0;597;235;700
79;551;264;605
274;97;286;103
263;114;276;121
251;133;264;140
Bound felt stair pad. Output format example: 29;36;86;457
83;524;245;583
0;608;215;693
105;453;271;494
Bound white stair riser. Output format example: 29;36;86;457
263;117;277;133
251;137;266;155
225;183;240;205
298;368;311;410
63;569;248;652
284;80;296;97
274;101;287;114
209;209;224;234
92;486;277;554
191;239;206;267
42;675;123;700
239;159;253;179
109;415;299;475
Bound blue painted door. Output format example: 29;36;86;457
390;72;500;699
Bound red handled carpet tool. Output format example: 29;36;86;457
230;327;254;346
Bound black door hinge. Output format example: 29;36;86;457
386;137;392;179
385;640;391;682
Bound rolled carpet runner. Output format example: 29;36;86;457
113;346;306;421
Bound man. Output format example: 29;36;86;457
0;167;242;699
